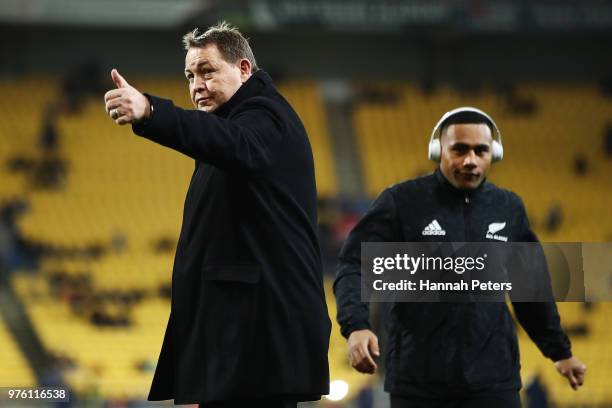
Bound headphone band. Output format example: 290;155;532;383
430;106;502;144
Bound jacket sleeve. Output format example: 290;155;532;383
333;188;400;339
510;197;572;361
132;95;284;172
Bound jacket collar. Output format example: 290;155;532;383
434;167;489;198
213;70;272;118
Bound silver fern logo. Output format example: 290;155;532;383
486;222;508;241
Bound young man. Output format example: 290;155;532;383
334;107;586;407
104;22;330;407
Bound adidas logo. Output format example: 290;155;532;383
422;219;446;236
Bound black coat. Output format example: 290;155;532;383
334;169;571;397
132;70;331;404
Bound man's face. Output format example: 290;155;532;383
184;44;251;113
439;123;493;190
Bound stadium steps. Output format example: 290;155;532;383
0;313;36;387
324;98;366;197
277;80;338;197
0;279;61;388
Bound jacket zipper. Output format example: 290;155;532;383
460;193;472;381
463;195;471;240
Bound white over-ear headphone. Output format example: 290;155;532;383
428;106;504;163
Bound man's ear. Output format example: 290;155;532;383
239;59;252;82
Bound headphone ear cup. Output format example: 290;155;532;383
428;139;441;162
491;140;504;162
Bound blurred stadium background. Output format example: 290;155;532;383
1;0;611;407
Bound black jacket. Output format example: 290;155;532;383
132;70;331;404
334;169;571;397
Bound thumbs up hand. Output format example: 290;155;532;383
104;68;151;125
111;68;129;89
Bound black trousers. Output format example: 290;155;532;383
390;390;521;408
200;399;297;408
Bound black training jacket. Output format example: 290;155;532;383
334;169;571;397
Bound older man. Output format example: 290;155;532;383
104;22;330;407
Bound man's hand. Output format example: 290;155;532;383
347;329;380;374
555;356;586;390
104;69;151;125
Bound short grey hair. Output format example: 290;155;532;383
182;21;259;72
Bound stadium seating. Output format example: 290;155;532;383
353;82;612;242
1;76;611;406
